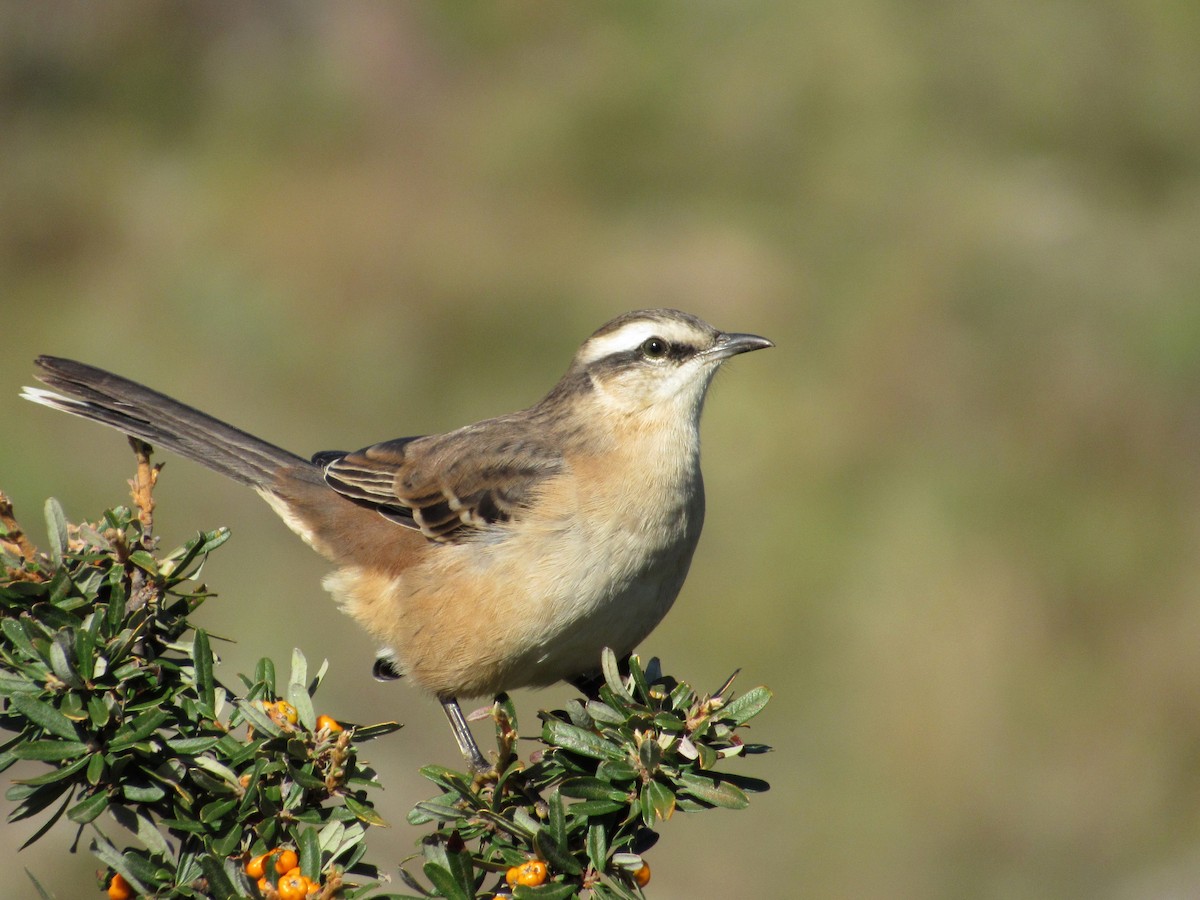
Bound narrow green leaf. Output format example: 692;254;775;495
165;736;220;755
90;838;151;897
560;777;630;803
43;498;68;564
212;823;243;858
74;626;96;681
587;822;608;872
237;699;283;737
126;550;158;575
601;647;636;704
67;789;109;824
48;632;82;688
198;854;239;900
718;685;773;725
628;654;650;701
543;720;622;761
584;700;626;725
344;794;389;826
640;778;676;825
596;759;638;783
534;827;583;876
11;739;88;761
13;753;89;786
675;772;750;809
513;883;577;900
299;826;322;880
288;648;316;730
193;629;216;713
410;800;471;823
10;693;80;741
564;799;624;817
422;862;470;900
638;736;662;773
192;756;243;791
255;656;277;694
122;781;166;803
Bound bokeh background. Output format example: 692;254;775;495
3;3;1200;897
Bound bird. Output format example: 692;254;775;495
22;308;772;770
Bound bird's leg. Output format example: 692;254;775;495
439;694;489;773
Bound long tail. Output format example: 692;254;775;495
22;356;312;487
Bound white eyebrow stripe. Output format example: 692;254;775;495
577;319;702;365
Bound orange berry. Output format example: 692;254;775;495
245;853;268;879
276;870;310;900
107;872;133;900
505;860;548;887
257;876;270;893
315;714;343;733
632;862;651;887
275;700;299;724
273;848;299;875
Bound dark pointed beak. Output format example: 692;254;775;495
706;331;774;361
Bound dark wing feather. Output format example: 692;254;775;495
318;424;563;542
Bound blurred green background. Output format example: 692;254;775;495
3;3;1199;897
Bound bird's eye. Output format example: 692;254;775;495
640;337;669;359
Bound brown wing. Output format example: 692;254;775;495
316;422;564;542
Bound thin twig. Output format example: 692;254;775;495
128;437;162;539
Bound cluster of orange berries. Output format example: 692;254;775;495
245;847;317;898
489;858;648;897
262;699;344;736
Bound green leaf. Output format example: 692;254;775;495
640;778;676;825
73;625;96;681
719;686;773;725
543;720;622;761
192;756;243;791
126;550;158;575
560;777;628;803
198;854;240;900
299;826;322;880
165;736;220;754
675;772;750;809
587;822;608;872
638;735;661;773
601;647;636;704
67;789;109;824
193;629;216;713
10;693;80;741
122;781;166;803
48;632;82;688
90;837;152;897
628;653;650;702
584;700;626;725
44;498;68;564
237;698;283;737
288;648;316;730
563;799;624;817
513;884;577;900
422;862;470;900
344;794;389;826
12;753;89;786
11;739;89;761
534;827;582;877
